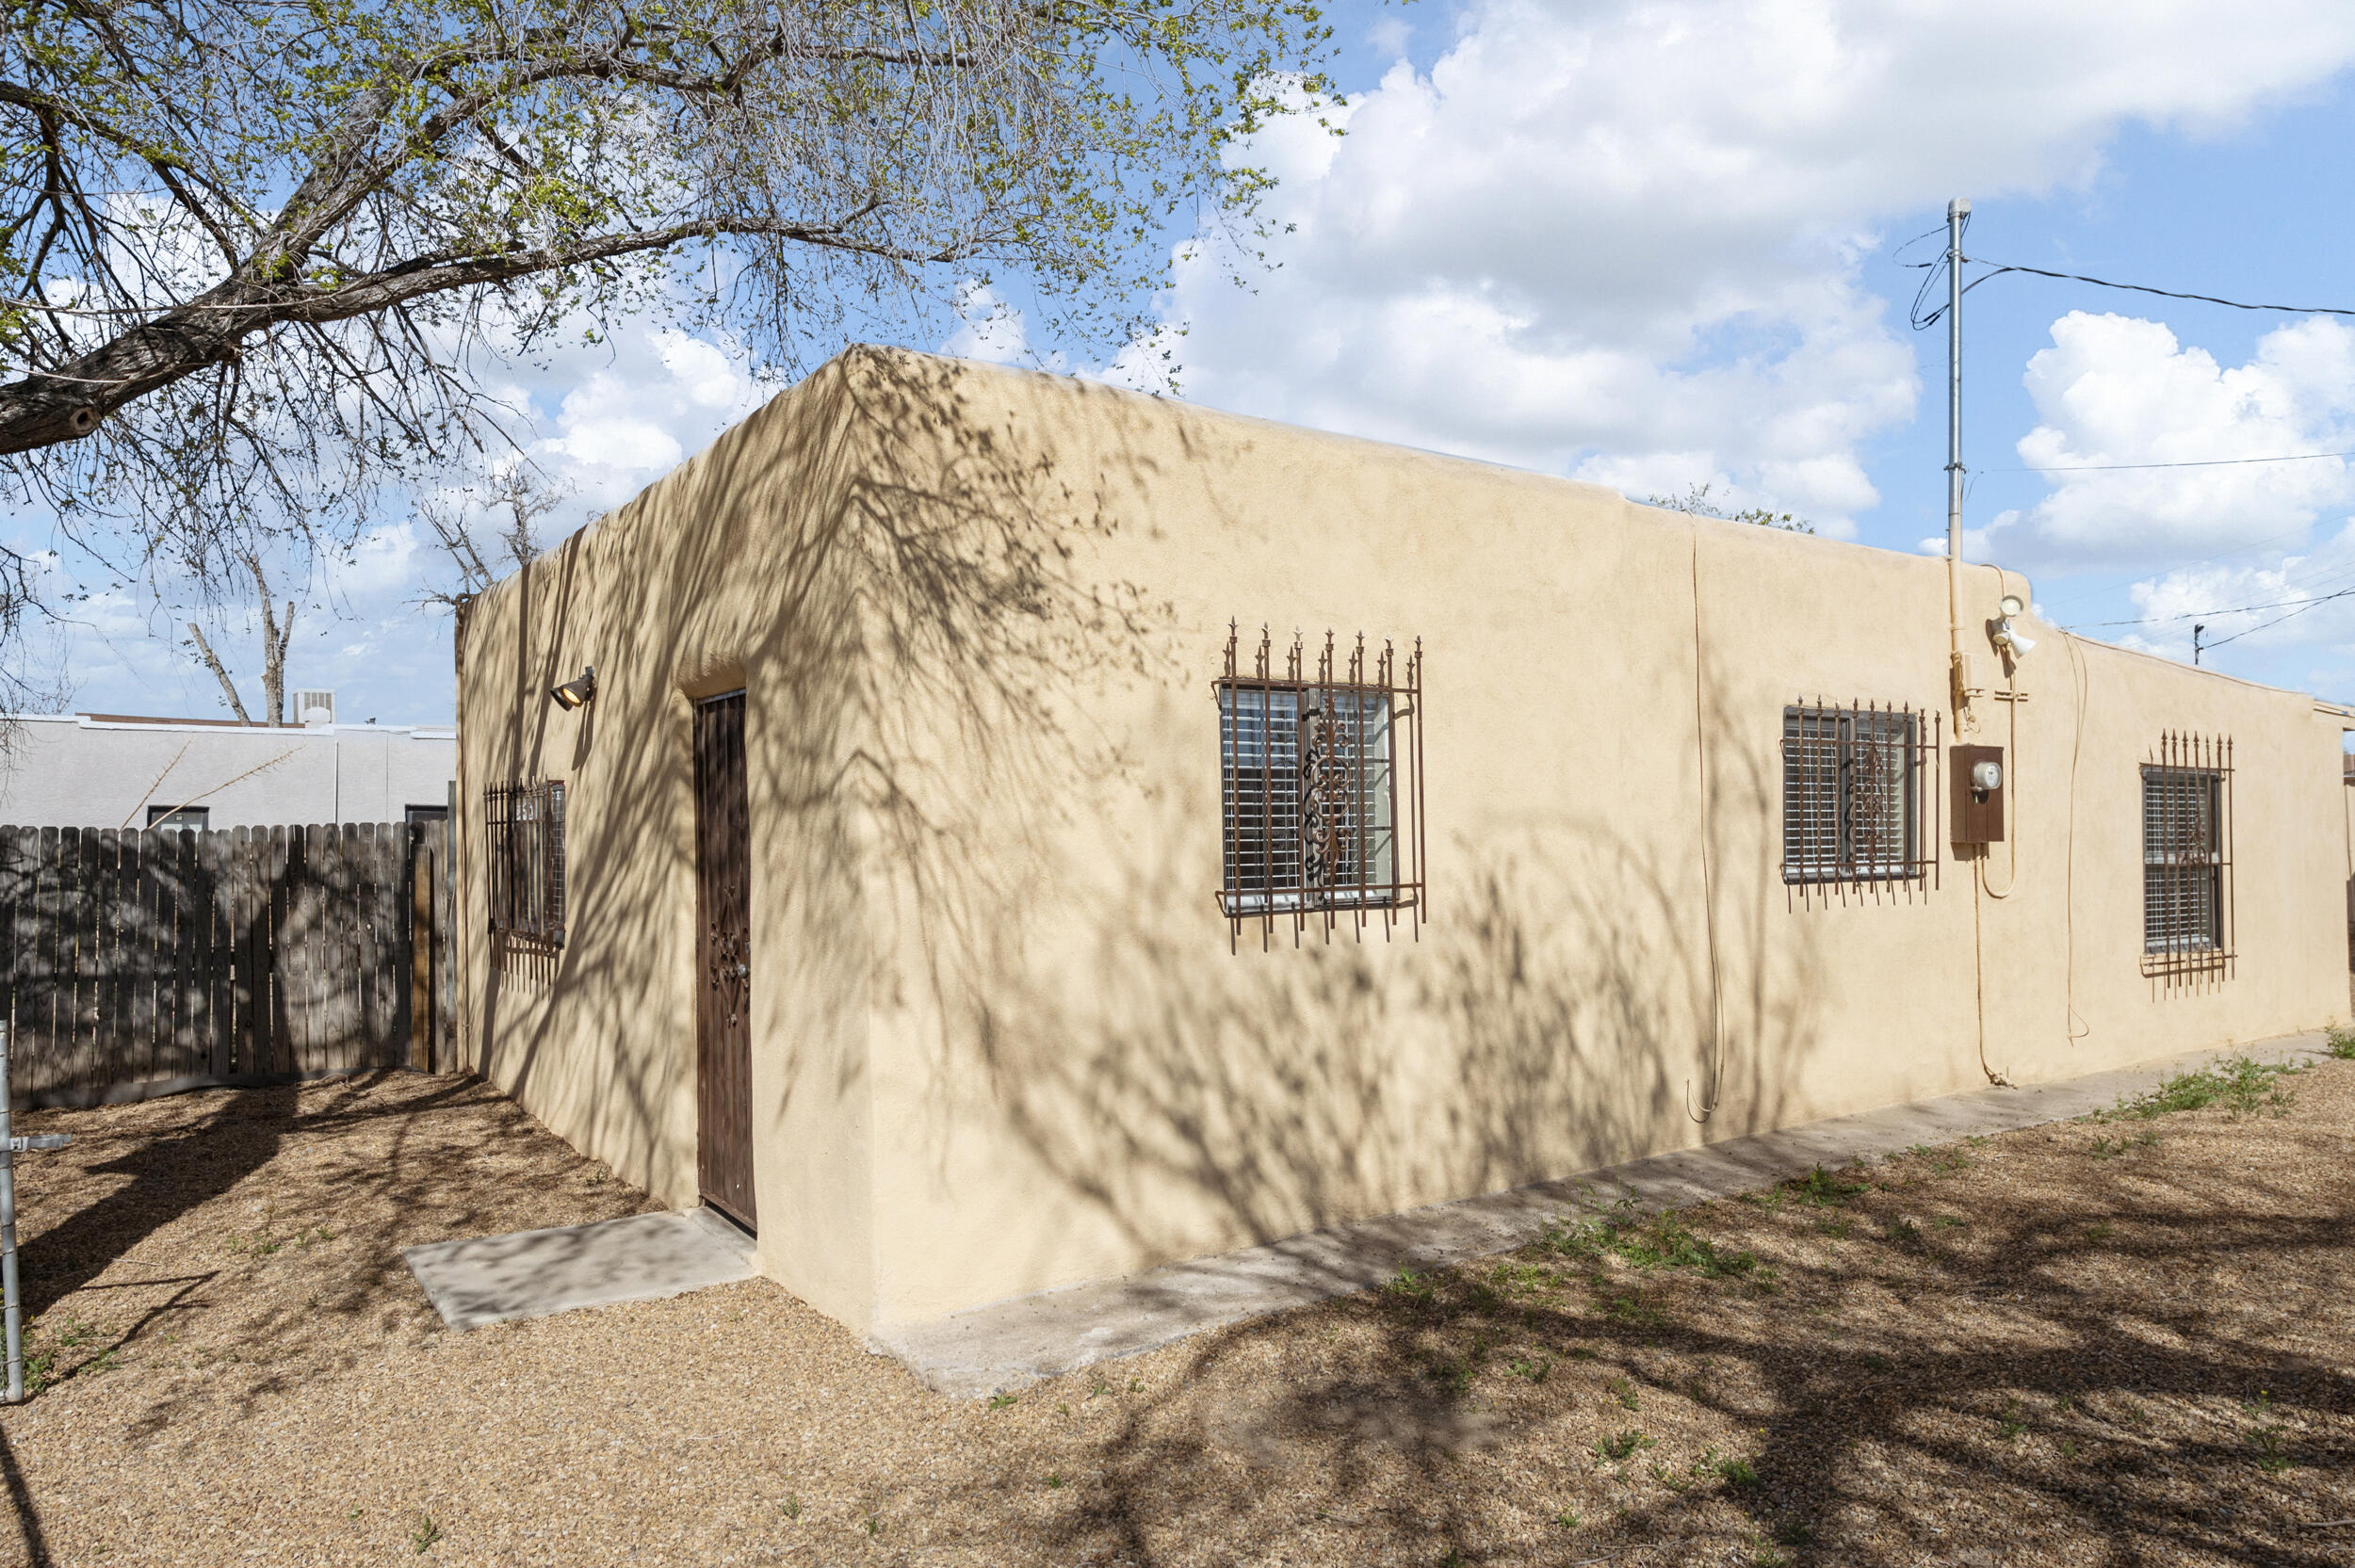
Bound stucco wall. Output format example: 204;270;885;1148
0;715;455;828
458;347;2352;1336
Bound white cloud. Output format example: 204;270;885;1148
941;281;1039;366
1131;0;2355;532
1979;312;2355;568
506;326;775;517
2105;521;2355;662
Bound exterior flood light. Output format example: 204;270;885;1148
1991;595;2037;659
549;665;597;711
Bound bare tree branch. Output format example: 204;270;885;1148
184;621;252;723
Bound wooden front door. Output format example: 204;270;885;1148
693;691;756;1231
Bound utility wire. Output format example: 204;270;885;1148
2067;580;2355;630
1986;447;2355;474
1958;260;2355;320
1904;247;2355;329
2200;587;2355;651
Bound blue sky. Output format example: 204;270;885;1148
21;0;2355;721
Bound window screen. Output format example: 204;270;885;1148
1781;703;1932;889
2141;734;2233;978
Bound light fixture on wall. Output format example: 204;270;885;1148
1991;595;2037;659
549;666;597;711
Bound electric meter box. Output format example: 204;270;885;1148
1951;744;2005;845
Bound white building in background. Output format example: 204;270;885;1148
0;700;456;830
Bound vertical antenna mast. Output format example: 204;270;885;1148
1947;197;1972;721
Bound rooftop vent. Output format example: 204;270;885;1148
294;688;335;728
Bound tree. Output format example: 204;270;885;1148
184;550;294;723
414;464;559;606
0;0;1338;647
1645;482;1816;534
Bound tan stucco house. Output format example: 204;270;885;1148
451;346;2353;1338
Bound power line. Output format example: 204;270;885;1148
2200;587;2355;651
1985;447;2355;474
1904;248;2355;329
2066;580;2355;630
1959;260;2355;320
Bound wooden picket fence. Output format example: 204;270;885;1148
0;820;455;1107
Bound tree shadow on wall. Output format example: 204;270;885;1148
820;348;1837;1317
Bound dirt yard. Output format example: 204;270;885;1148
5;1053;2354;1567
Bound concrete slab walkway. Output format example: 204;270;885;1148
405;1205;756;1331
870;1030;2332;1398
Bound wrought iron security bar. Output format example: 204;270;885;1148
2141;731;2233;982
1780;699;1941;901
1216;623;1426;951
484;779;567;947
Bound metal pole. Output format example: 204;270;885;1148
2;1024;20;1405
1947;196;1972;721
0;1024;71;1404
2193;623;2205;666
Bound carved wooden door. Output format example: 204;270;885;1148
693;691;755;1231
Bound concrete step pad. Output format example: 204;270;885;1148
405;1206;756;1331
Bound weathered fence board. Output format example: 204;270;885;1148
0;820;456;1106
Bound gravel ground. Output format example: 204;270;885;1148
5;1057;2354;1567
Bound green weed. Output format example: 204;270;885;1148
1883;1218;1921;1245
1543;1200;1756;1278
1697;1449;1760;1489
2325;1021;2355;1059
1553;1510;1581;1529
780;1495;801;1520
1593;1430;1655;1463
1792;1167;1869;1205
411;1517;441;1554
987;1394;1018;1411
1815;1215;1853;1240
1046;1474;1064;1490
1506;1356;1551;1384
1385;1268;1437;1302
2105;1056;2302;1121
1605;1376;1639;1410
1596;1292;1667;1329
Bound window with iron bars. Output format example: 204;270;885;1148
2141;732;2233;979
484;779;566;947
1216;624;1426;949
1780;702;1939;894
